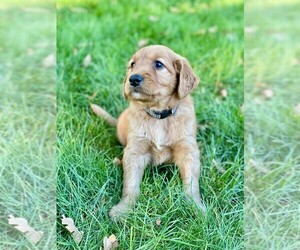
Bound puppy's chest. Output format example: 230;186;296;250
139;119;181;151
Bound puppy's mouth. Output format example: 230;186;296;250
129;87;150;97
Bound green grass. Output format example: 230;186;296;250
245;0;300;249
0;6;56;250
57;0;243;249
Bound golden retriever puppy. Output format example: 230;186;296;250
91;45;205;220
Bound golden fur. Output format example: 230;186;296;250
92;45;205;219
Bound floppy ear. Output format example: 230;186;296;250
175;57;199;99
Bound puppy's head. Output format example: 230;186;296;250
123;45;199;105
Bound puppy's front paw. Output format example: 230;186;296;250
188;196;207;213
195;200;207;213
109;201;131;220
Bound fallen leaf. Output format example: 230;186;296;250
291;58;300;65
169;6;180;13
208;26;217;33
248;159;269;174
79;42;92;47
103;234;119;250
197;123;208;132
42;54;55;68
195;29;206;35
73;48;78;55
262;89;274;99
149;15;159;22
216;82;224;88
254;97;262;105
113;157;122;166
137;39;149;48
156;219;161;226
187;7;196;13
212;159;225;174
294;103;300;115
220;89;228;98
83;54;92;67
62;215;83;243
8;215;43;243
244;26;257;33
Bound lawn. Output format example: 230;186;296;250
245;0;300;249
56;0;244;249
0;3;56;250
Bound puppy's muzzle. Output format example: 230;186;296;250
129;74;144;87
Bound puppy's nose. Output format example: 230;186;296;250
129;74;144;87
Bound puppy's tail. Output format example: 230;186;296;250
90;103;117;126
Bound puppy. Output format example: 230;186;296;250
91;45;205;219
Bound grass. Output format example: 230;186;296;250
245;0;300;249
0;4;56;250
57;0;244;249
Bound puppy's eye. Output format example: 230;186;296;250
130;62;135;68
154;60;164;69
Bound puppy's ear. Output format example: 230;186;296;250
175;57;199;99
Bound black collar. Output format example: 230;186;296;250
145;106;178;119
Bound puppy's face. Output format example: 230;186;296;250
123;45;199;104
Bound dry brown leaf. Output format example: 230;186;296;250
156;219;161;226
137;39;149;48
42;54;55;68
220;89;228;98
262;89;274;99
208;26;217;33
8;215;43;243
169;6;180;13
212;159;225;174
113;157;122;166
83;54;92;67
103;234;119;250
148;15;159;22
62;215;83;243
